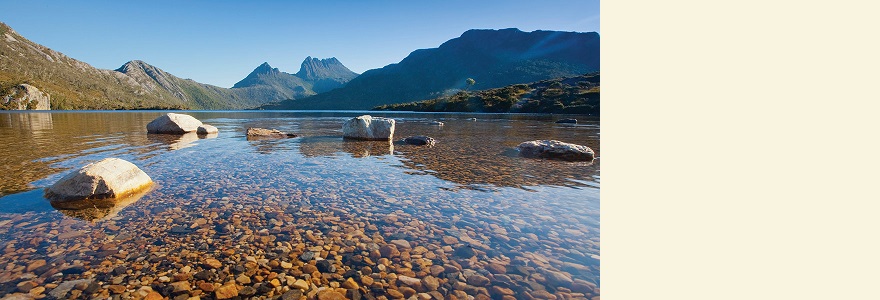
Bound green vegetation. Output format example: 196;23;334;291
374;72;599;114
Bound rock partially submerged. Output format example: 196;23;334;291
428;121;444;126
555;119;577;124
45;158;153;202
401;136;435;146
517;140;594;161
197;124;218;134
246;127;297;138
147;113;218;134
342;115;395;141
2;84;51;110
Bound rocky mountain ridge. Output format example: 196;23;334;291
263;28;599;110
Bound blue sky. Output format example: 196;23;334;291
1;0;599;88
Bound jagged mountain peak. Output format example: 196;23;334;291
295;56;357;81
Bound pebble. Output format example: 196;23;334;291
214;283;239;299
467;274;490;287
204;258;222;269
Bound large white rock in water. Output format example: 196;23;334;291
517;140;595;161
342;115;395;140
146;113;204;134
45;158;153;202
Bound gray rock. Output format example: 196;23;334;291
342;115;395;140
45;158;153;202
2;84;51;110
146;113;204;134
516;140;595;161
49;279;93;299
402;136;435;146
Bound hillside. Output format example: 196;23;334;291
1;22;188;109
374;73;599;114
262;28;599;110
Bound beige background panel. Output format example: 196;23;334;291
603;0;880;299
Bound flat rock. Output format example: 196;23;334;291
342;115;395;140
246;127;296;138
390;239;411;249
516;140;595;161
146;113;204;134
45;158;153;203
214;283;240;299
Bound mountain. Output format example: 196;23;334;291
295;56;359;93
374;72;599;114
232;57;358;98
261;28;599;110
231;62;312;100
1;22;356;110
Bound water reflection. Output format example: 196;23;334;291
51;186;153;222
298;136;394;158
147;132;216;150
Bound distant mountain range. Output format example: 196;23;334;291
3;22;599;111
1;22;357;110
262;28;599;110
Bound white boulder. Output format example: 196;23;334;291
517;140;595;161
147;113;205;134
342;115;395;140
197;124;218;134
45;158;153;202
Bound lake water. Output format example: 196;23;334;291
0;111;599;299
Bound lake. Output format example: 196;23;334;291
0;111;599;299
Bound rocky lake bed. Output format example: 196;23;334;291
0;111;599;300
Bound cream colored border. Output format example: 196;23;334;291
603;1;880;299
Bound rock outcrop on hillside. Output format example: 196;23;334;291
2;84;51;110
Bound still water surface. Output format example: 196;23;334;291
0;111;599;299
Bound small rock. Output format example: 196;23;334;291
467;275;490;287
17;281;37;292
107;285;127;294
239;286;257;297
386;289;405;299
204;258;222;269
144;291;164;300
26;259;46;272
170;281;191;293
422;276;440;291
316;260;336;273
341;277;359;289
214;283;239;299
453;246;476;258
516;140;595;161
236;274;251;285
390;239;411;249
292;279;309;290
282;289;303;300
396;275;421;288
401;136;435;146
317;289;346;300
198;282;215;292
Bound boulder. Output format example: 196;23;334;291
555;119;577;124
146;113;207;134
402;136;435;146
197;124;218;134
45;158;153;202
516;140;595;161
342;115;395;140
2;84;51;110
246;127;296;138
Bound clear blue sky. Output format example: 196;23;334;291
1;0;599;88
